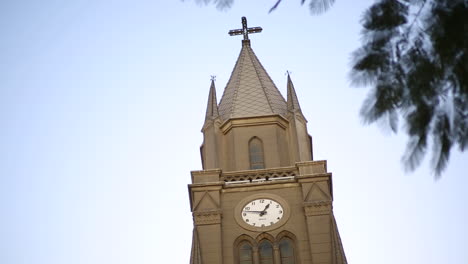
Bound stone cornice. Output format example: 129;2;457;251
295;173;332;181
189;182;224;189
191;169;222;184
219;114;289;134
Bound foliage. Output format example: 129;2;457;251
269;0;335;14
187;0;335;14
350;0;467;177
187;0;234;10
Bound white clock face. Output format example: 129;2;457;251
241;198;284;227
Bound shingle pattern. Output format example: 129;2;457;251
218;42;287;121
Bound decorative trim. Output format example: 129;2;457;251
303;182;331;202
303;201;332;216
193;210;222;225
193;191;219;212
223;166;297;183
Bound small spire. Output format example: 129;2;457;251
286;72;303;113
205;78;219;121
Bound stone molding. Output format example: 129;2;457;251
219;115;289;134
193;210;222;225
303;201;332;216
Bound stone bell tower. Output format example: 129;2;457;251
188;17;347;264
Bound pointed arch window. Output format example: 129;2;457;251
279;237;295;264
238;241;253;264
258;240;274;264
249;137;264;169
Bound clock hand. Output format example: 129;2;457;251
259;204;270;216
243;210;263;213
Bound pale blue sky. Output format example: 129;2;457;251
0;1;466;264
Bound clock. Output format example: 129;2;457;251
234;193;290;231
241;198;284;227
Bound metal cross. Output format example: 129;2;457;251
210;75;216;82
228;17;262;40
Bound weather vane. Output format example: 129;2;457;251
228;17;262;40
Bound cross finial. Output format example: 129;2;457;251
285;70;292;76
210;75;216;82
228;17;262;41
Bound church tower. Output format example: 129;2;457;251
188;17;347;264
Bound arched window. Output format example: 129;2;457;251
238;241;253;264
279;237;295;264
258;240;274;264
249;137;264;169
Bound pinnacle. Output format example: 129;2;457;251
204;79;219;121
286;73;303;114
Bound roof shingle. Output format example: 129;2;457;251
218;41;287;121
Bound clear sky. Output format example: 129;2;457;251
0;0;466;263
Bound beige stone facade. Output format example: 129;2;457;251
189;39;346;264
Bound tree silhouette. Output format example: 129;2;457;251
187;0;335;14
350;0;467;177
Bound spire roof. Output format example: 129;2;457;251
204;79;219;121
286;73;303;114
218;41;287;120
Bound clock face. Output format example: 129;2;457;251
241;198;284;227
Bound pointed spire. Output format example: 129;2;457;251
205;78;219;121
286;73;303;114
218;43;287;120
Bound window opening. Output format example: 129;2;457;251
249;137;264;169
239;242;253;264
258;240;273;264
279;237;295;264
